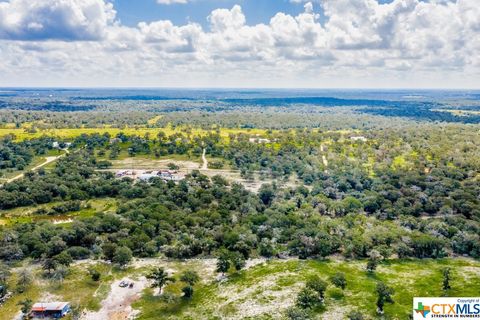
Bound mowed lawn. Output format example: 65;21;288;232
133;258;480;320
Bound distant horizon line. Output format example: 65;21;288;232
1;86;479;91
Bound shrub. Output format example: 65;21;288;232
113;246;132;267
285;306;311;320
347;310;365;320
89;269;101;282
296;287;321;309
306;275;327;300
208;161;224;169
376;282;394;313
67;246;91;260
182;285;194;298
331;272;346;289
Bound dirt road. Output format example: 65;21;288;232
2;154;65;185
201;148;208;170
321;144;328;173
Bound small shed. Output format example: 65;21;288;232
31;302;71;318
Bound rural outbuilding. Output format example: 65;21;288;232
31;302;71;318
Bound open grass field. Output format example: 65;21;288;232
0;198;117;225
133;258;480;320
0;127;269;141
0;262;115;320
1;257;478;319
100;149;202;162
147;115;163;126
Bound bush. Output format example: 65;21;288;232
285;306;311;320
67;246;91;260
50;201;81;215
331;272;346;289
231;251;246;271
88;269;101;282
259;239;275;258
366;250;382;272
160;292;178;303
396;242;413;258
296;287;321;309
182;285;194;298
167;163;180;170
452;232;480;258
306;275;327;300
53;251;73;267
96;160;112;169
411;234;446;258
113;246;132;267
208;161;224;169
347;310;365;320
376;282;395;313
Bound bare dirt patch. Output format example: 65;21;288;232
108;155;302;193
110;158;201;171
82;277;148;320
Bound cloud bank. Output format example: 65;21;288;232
0;0;116;40
0;0;478;88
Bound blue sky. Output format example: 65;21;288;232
0;0;478;88
114;0;397;28
115;0;309;28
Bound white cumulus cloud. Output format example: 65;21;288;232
0;0;116;41
0;0;478;88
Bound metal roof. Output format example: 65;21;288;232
32;302;70;311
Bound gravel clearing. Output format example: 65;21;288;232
82;277;148;320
